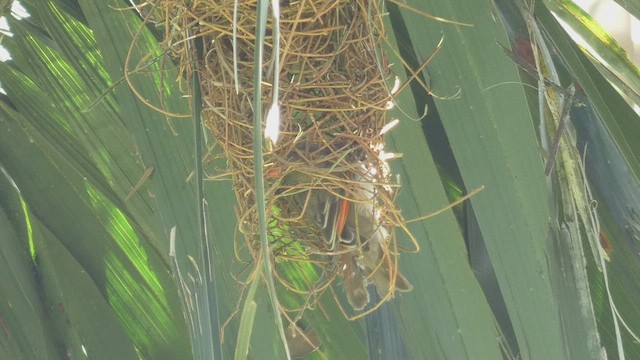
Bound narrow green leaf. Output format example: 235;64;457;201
545;0;640;106
383;3;505;359
234;267;261;360
535;4;640;181
0;192;56;360
393;1;567;358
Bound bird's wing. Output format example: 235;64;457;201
316;191;341;251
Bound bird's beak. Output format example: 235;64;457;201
341;253;369;311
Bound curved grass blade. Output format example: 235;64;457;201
252;1;290;358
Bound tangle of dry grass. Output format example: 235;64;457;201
145;0;417;320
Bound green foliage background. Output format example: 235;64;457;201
1;0;639;359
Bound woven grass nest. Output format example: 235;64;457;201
148;0;417;318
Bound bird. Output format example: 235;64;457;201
276;142;412;310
